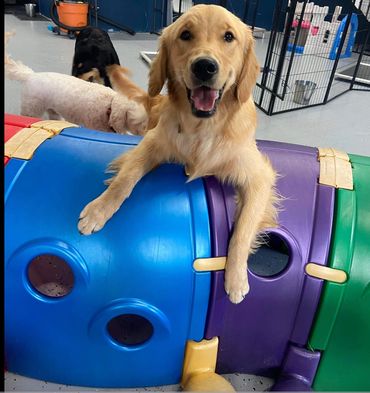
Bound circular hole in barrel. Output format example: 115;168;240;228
248;234;290;277
107;314;154;346
27;254;74;297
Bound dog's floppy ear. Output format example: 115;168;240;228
148;31;168;97
235;27;260;104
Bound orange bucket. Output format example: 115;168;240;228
57;2;88;32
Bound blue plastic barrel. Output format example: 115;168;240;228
5;127;211;387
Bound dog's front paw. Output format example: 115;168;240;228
78;197;113;235
224;265;250;304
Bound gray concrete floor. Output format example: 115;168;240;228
4;372;274;392
3;10;369;392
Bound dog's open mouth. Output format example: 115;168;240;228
187;86;223;118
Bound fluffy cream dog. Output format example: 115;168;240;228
5;33;147;135
78;5;278;304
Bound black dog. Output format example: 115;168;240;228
72;27;120;88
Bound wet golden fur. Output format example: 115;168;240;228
78;5;278;303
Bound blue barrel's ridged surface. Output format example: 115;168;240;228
5;128;211;388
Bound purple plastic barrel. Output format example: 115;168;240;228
204;141;334;381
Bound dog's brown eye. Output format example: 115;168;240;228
180;30;192;41
224;32;234;42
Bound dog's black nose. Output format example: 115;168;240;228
191;58;219;82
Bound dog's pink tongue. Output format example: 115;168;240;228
191;87;219;111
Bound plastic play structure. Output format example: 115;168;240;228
4;114;370;391
287;2;358;59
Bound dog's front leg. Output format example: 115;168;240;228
224;164;276;304
78;132;164;235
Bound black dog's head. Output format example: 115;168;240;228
72;27;120;87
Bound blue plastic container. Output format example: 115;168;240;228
5;128;211;387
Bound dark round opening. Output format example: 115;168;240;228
27;254;74;297
107;314;154;346
248;234;290;277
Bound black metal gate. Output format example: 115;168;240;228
255;0;370;115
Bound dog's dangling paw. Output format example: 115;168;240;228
224;265;250;304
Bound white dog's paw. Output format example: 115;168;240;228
224;265;250;304
78;197;113;235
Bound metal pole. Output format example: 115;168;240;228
279;0;309;100
268;0;301;114
251;0;261;31
179;0;183;15
258;0;284;109
94;0;98;26
243;0;250;24
323;11;353;103
349;19;370;90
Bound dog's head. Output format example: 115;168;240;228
72;28;120;87
148;4;259;118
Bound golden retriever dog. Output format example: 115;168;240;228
78;4;278;304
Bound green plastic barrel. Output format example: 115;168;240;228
309;154;370;391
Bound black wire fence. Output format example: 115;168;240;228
255;0;370;114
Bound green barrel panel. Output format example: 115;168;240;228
309;154;370;391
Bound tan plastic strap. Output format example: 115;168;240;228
193;257;227;271
31;120;78;134
5;127;44;158
305;262;348;283
5;120;78;160
318;147;353;190
6;128;54;160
